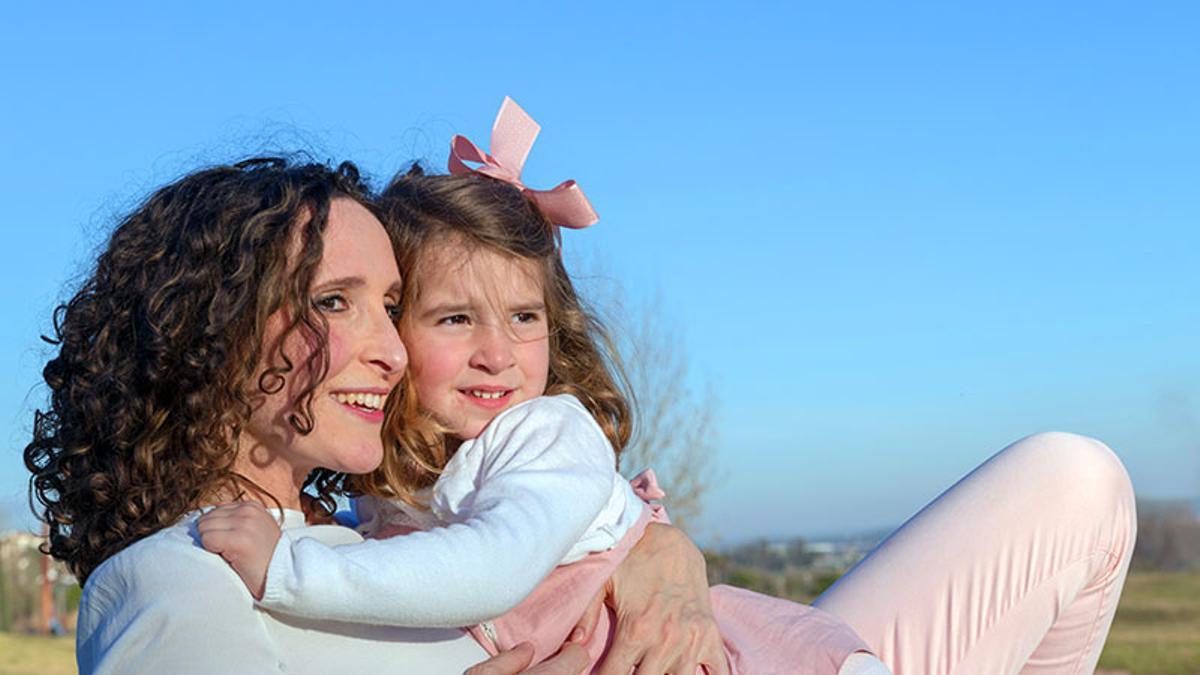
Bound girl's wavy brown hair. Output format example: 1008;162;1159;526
25;157;375;584
350;166;632;506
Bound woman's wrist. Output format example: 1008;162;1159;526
599;521;729;675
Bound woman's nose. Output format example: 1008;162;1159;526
363;314;408;378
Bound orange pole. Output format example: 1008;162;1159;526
41;522;53;635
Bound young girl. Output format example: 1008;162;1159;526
201;99;887;675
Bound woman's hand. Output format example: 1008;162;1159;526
465;642;589;675
197;502;282;600
590;522;730;675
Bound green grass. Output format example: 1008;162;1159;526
1097;571;1200;675
1;571;1197;674
0;633;75;675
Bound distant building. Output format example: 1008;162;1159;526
0;530;78;633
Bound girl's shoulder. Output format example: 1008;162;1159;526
459;393;613;473
482;393;597;437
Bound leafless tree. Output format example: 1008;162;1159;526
606;293;719;534
1133;499;1200;571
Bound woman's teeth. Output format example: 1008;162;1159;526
334;392;384;410
469;390;507;400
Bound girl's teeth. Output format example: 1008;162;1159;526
471;390;506;400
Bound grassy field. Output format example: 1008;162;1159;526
1097;571;1200;675
0;633;74;675
1;571;1197;674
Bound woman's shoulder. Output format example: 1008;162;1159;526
82;512;250;614
77;512;280;674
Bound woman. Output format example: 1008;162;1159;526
26;157;725;674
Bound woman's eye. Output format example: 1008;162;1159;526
386;304;402;322
314;294;348;312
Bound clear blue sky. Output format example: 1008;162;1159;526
3;2;1198;542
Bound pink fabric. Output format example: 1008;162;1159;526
448;96;599;229
813;432;1137;675
469;470;870;674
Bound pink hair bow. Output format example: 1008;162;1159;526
448;97;599;229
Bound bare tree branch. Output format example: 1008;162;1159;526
606;290;719;534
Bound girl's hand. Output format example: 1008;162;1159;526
300;493;337;525
465;642;588;675
197;502;281;600
592;523;730;675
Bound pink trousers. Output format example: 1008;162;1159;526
813;432;1137;675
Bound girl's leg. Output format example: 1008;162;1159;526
813;432;1136;675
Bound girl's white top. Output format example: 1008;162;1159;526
258;394;645;626
76;510;487;675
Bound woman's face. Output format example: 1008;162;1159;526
239;198;407;490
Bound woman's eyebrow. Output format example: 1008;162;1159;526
315;276;365;289
314;277;403;296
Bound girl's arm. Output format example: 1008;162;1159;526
207;396;621;627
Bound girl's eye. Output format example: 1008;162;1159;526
314;294;348;312
513;312;541;324
438;314;470;326
386;304;402;322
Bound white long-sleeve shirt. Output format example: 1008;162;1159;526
258;394;644;627
76;510;487;675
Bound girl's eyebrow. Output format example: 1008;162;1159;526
419;302;471;320
509;302;546;313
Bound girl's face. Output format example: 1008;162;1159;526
239;199;408;496
401;239;550;440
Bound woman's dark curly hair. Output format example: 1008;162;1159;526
25;157;375;584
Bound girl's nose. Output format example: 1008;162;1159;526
469;325;516;374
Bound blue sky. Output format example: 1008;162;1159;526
3;2;1198;542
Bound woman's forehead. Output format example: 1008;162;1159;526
316;199;400;285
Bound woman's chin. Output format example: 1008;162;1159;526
329;443;384;476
